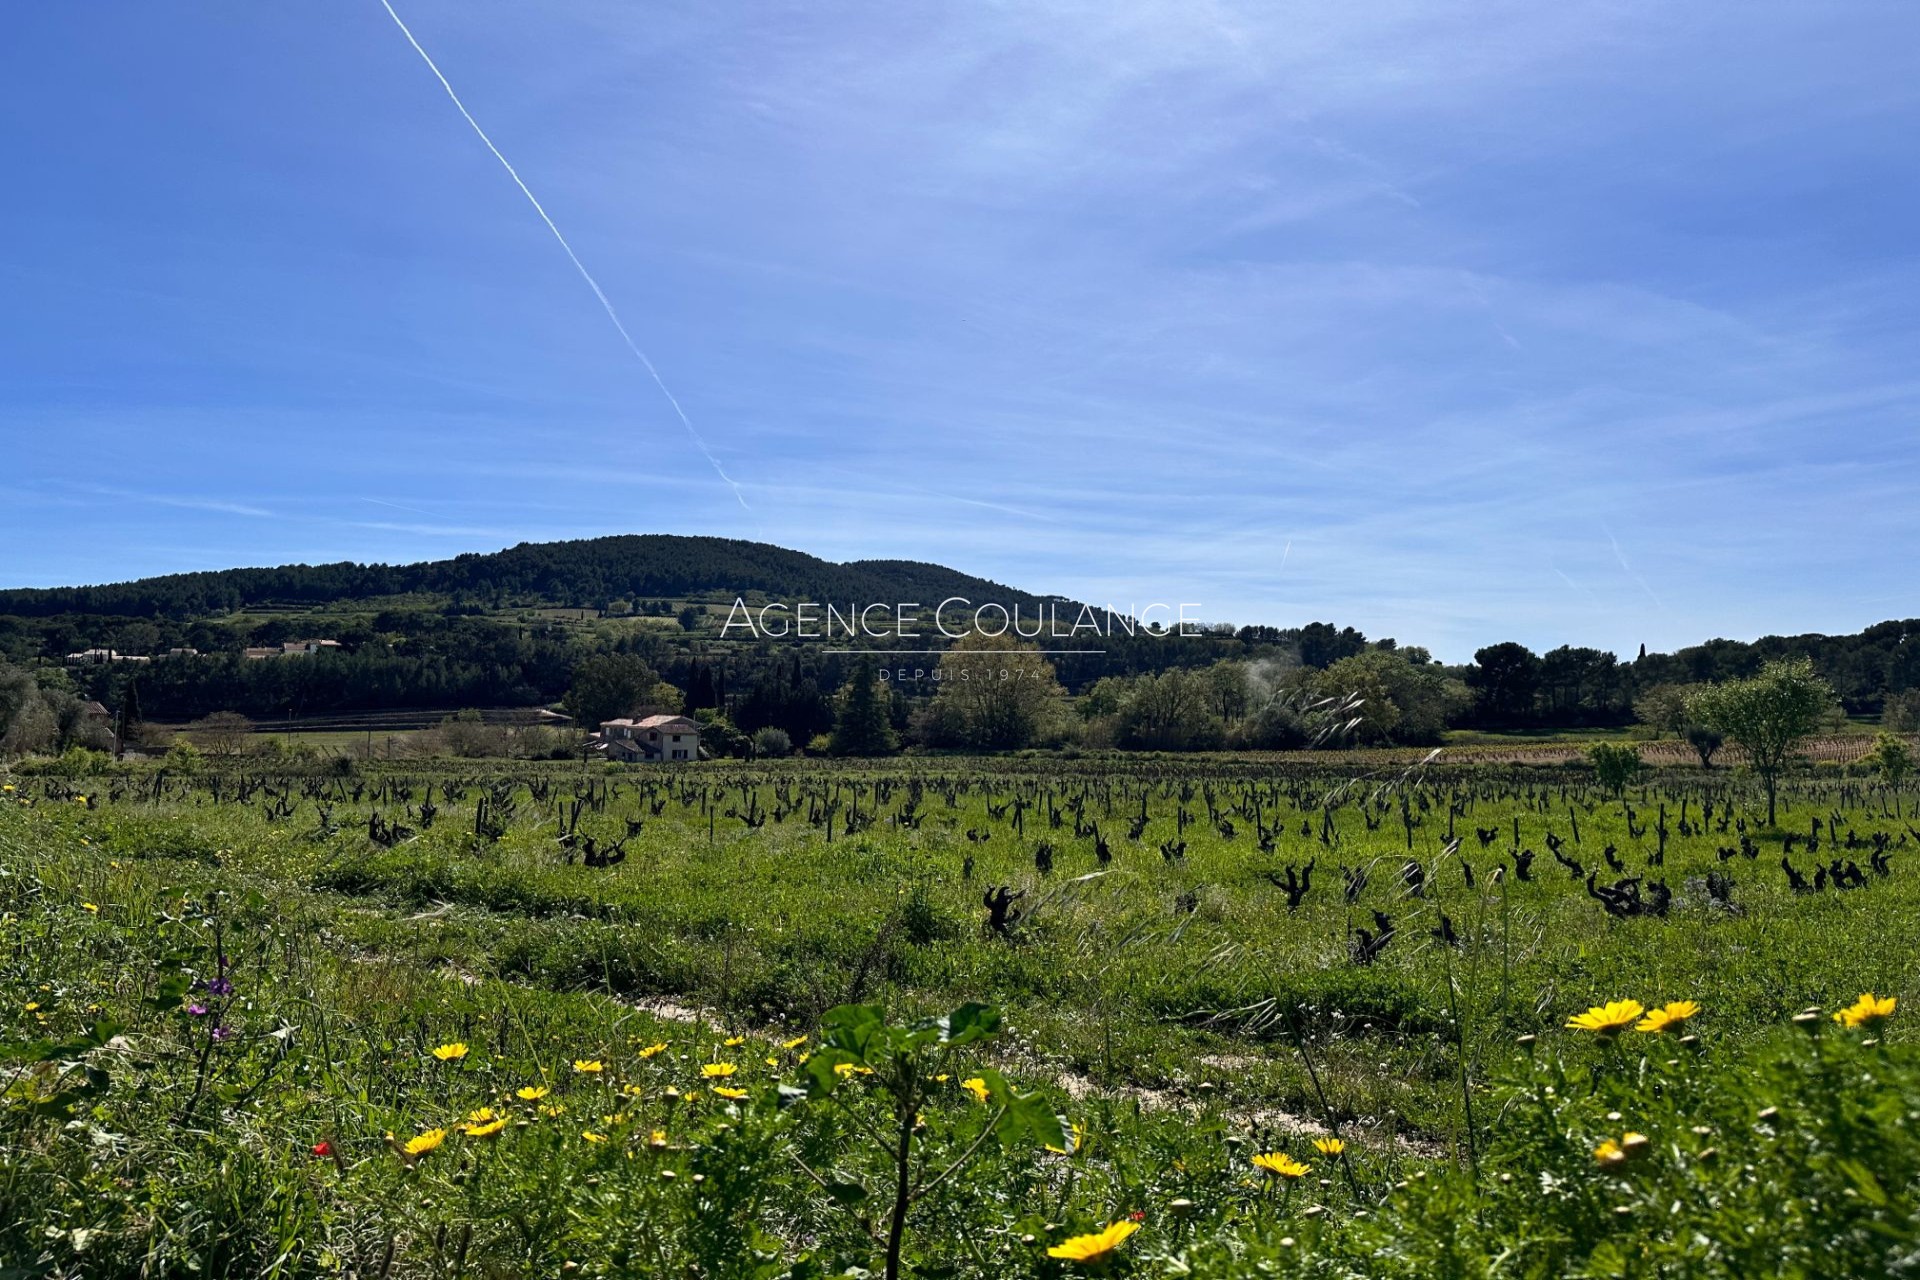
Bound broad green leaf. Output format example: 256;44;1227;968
939;1003;1001;1047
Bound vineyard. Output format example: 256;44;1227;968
3;755;1918;1277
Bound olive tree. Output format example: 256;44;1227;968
1634;682;1698;736
925;635;1064;750
187;711;255;759
1866;731;1913;788
1687;658;1836;826
1587;742;1643;797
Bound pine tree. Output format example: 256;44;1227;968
117;678;143;755
830;660;897;757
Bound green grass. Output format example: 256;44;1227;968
1439;725;1644;745
2;758;1917;1277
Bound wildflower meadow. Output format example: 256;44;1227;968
2;755;1917;1277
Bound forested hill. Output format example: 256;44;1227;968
0;536;1066;619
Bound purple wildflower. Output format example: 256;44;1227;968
187;1003;209;1016
210;1025;234;1042
207;978;234;996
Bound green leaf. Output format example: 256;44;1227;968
938;1003;1001;1047
1004;1093;1066;1152
819;1004;887;1062
1836;1158;1890;1207
820;1003;884;1037
824;1177;869;1206
974;1069;1064;1149
146;972;190;1013
0;1020;122;1064
802;1049;854;1098
891;1024;942;1054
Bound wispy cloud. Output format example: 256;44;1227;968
361;496;439;517
350;520;514;539
76;485;274;519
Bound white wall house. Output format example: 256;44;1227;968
597;714;700;762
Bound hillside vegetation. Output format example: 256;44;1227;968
0;535;1064;620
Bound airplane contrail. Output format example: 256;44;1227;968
376;0;749;510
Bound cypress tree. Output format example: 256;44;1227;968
830;660;897;757
120;679;143;744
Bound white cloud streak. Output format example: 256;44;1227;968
375;0;750;511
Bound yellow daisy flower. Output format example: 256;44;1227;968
430;1042;469;1062
1566;1000;1645;1036
1636;1001;1701;1034
1251;1152;1309;1179
1594;1131;1649;1166
1834;993;1897;1029
1047;1220;1140;1262
403;1128;447;1157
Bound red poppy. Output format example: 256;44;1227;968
1129;1210;1146;1222
312;1141;333;1157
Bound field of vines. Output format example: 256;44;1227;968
4;754;1919;1278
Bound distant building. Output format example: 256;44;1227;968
596;714;700;762
64;648;152;665
65;648;121;665
245;639;343;659
81;700;112;729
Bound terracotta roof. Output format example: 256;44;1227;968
601;714;698;729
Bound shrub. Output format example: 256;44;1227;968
162;739;204;773
1587;741;1643;795
1866;731;1913;786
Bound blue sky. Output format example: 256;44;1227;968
3;2;1917;661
